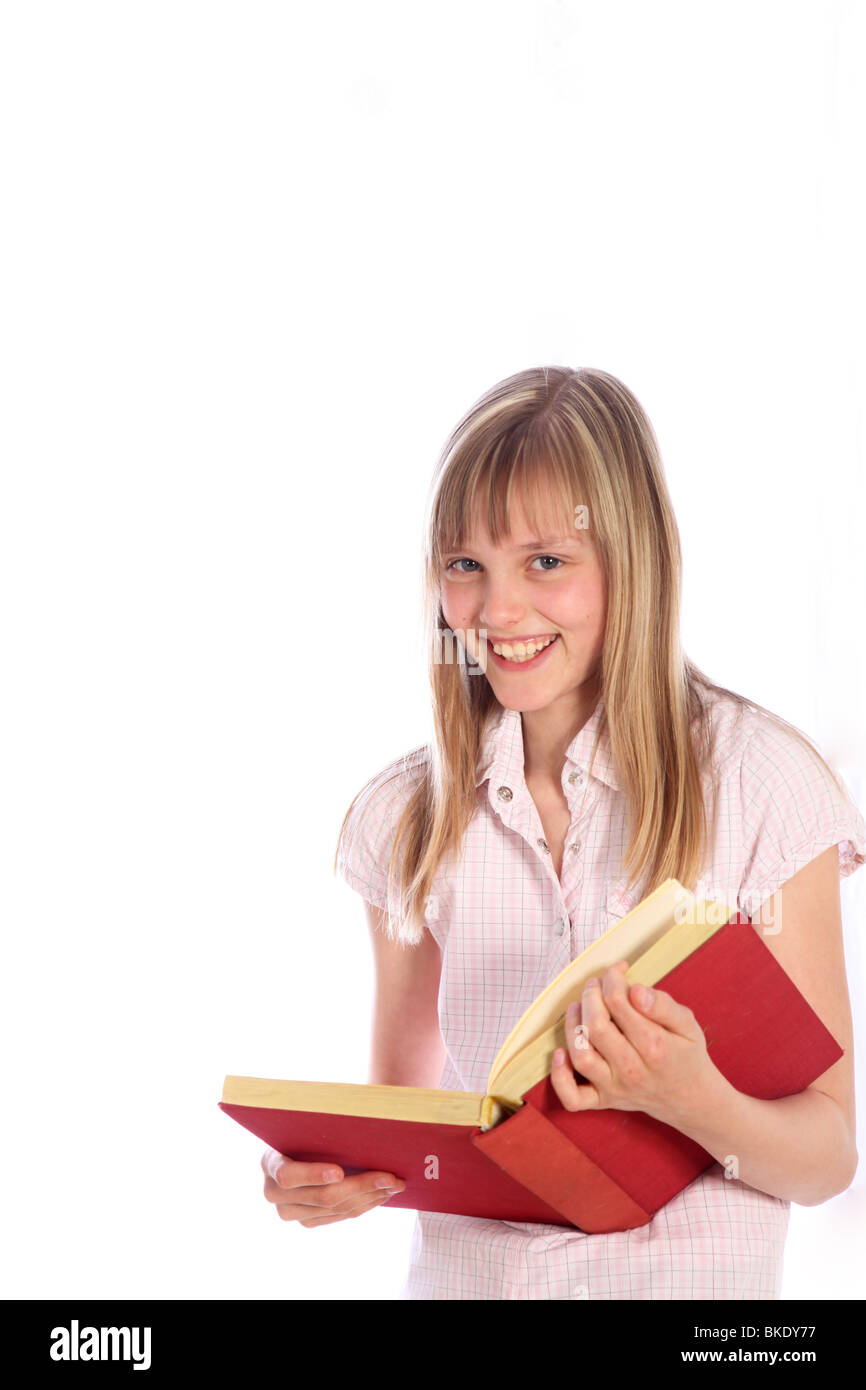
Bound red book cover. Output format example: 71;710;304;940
219;1101;571;1224
220;914;843;1232
473;914;843;1231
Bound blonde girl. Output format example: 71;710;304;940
262;366;864;1300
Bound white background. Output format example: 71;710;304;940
2;0;864;1301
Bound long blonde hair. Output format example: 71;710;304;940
335;365;847;945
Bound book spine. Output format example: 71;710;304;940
471;1102;652;1234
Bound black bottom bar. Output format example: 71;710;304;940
3;1297;856;1374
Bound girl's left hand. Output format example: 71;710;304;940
549;959;718;1125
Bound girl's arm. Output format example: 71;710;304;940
552;844;858;1206
364;900;447;1089
657;842;857;1205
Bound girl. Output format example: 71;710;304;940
261;366;865;1300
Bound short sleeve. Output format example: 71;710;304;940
737;717;866;920
335;754;426;913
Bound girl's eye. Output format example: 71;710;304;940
531;556;563;571
445;556;563;573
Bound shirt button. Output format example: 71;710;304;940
554;916;566;936
537;838;549;852
570;840;582;854
497;785;513;801
568;768;584;785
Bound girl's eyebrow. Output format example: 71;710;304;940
511;536;578;549
448;536;579;553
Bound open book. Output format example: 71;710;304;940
219;880;843;1233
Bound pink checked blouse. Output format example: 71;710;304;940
336;689;865;1300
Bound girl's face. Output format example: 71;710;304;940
439;496;607;714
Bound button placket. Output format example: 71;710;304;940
495;780;572;938
565;766;592;860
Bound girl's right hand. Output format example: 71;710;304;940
261;1149;406;1227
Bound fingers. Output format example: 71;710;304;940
260;1149;406;1227
261;1149;345;1191
626;975;701;1039
295;1191;395;1228
590;961;658;1062
262;1170;393;1211
550;967;627;1112
266;1182;394;1225
550;1042;599;1112
570;970;622;1069
599;960;700;1051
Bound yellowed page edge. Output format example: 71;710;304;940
221;1075;486;1126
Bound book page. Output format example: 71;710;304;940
485;879;696;1093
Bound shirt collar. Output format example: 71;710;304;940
475;695;620;792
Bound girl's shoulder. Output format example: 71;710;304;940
344;740;431;823
697;688;866;915
696;686;785;775
335;740;430;910
700;686;853;792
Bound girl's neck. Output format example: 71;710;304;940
521;679;601;787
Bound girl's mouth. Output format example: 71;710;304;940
487;634;559;671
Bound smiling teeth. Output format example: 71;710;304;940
492;636;556;661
